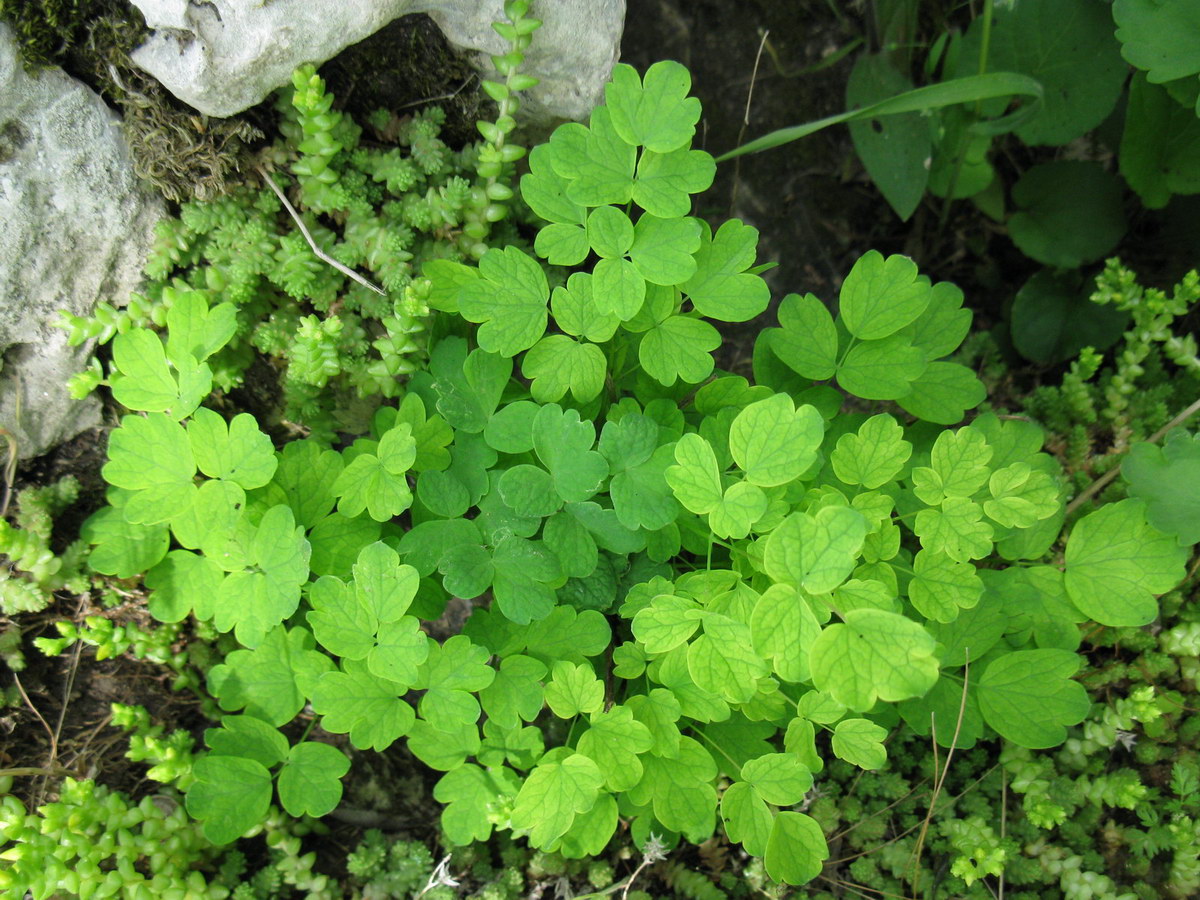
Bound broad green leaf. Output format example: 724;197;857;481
912;425;993;504
839;251;930;340
549;106;636;207
277;742;349;817
629;214;702;285
522;335;607;403
666;433;723;514
520;606;612;664
203;715;289;769
751;584;821;682
211;506;311;647
630;736;717;842
632;146;716;218
721;781;773;857
611;445;680;532
332;424;415;521
797;690;847;724
896;361;986;425
308;512;381;578
492;536;561;624
687;615;769;704
627;688;683;757
977;649;1089;748
681;220;770;322
708;480;768;540
910;550;983;624
729;394;824;487
368;617;429;687
165;290;237;365
511;754;605;848
741;753;813;805
768;292;838;380
553;792;619;859
914;497;994;563
836;334;926;400
306;575;374;659
430;338;511;434
550;273;621;342
984;462;1059;529
262;439;343;528
831;414;911;489
186;756;272;844
810;609;939;711
312;658;415;751
353;541;418;623
586;205;634;257
434;764;520;845
483;400;540;455
1115;0;1200;84
498;464;562;519
167;479;242;555
1064;499;1188;626
544;660;605;719
1009;162;1126;268
831;718;887;769
766;508;869;594
533;404;609;504
109;328;183;413
406;719;481;771
605;60;701;152
1123;430;1200;545
523;142;587;232
458;246;550;356
146;549;224;622
414;634;495;729
898;674;985;750
187;408;277;489
543;511;599;578
901;281;972;359
481;655;547;728
633;594;703;653
764;812;829;886
83;503;170;578
577;704;655;791
103;413;196;525
1120;74;1200;209
207;625;331;725
1010;269;1130;364
639;315;720;385
783;717;823;773
592;256;646;320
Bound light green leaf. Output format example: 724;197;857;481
633;594;703;653
977;649;1089;749
187;408;277;489
666;433;723;514
186;756;272;844
1123;430;1200;545
765;812;829;885
832;718;888;769
592;257;646;320
632;146;716;218
550;273;621;342
511;754;605;848
109;328;183;413
1064;499;1188;626
984;462;1060;528
522;335;607;403
261;439;343;528
896;361;986;425
639;315;720;385
914;497;994;563
332;424;415;521
729;394;824;487
750;584;821;683
910;550;984;624
544;660;605;719
605;60;701;152
415;634;496;730
629;214;702;285
203;715;288;769
810;609;939;711
207;625;331;726
549;107;636;207
627;688;683;757
368;618;429;687
912;426;993;505
681;220;770;322
836;335;926;400
434;764;520;845
721;781;773;857
630;736;717;842
146;549;224;622
165;290;237;365
480;655;547;729
277;742;349;817
533;404;610;504
353;541;418;624
306;575;374;659
741;753;813;805
768;292;838;380
312;658;415;751
586;205;635;257
708;480;768;540
102;413;196;525
831;414;912;489
577;705;655;791
687;614;769;704
839;251;931;340
458;246;550;356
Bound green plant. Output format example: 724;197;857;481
1;476;88;617
58;1;542;441
63;55;1200;892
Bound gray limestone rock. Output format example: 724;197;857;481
129;0;623;126
0;24;163;459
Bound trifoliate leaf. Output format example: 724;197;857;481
633;146;716;218
458;246;550;356
83;508;169;578
434;764;520;845
522;335;607;403
553;792;619;859
901;281;972;359
1123;431;1200;545
765;812;829;885
750;584;821;683
709;480;769;540
550;273;621;342
353;541;417;623
914;498;994;563
544;660;605;719
524;148;588;263
984;462;1059;529
639;315;720;385
729;394;824;487
610;445;680;532
721;782;773;857
630;214;702;285
687;614;769;704
415;634;495;729
511;754;605;848
896;361;986;425
481;655;547;729
606;60;701;152
769;292;838;380
368;617;429;687
262;439;343;528
103;412;196;525
187;408;276;489
810;609;939;711
187;756;272;844
492;535;561;624
629;736;717;842
277;741;349;817
430;338;511;434
521;606;613;664
836;334;926;401
764;507;869;594
543;511;599;579
832;718;888;769
666;433;724;514
977;649;1089;748
312;658;415;751
910;550;983;624
497;464;562;519
592;256;646;320
308;512;381;578
577;705;655;791
680;220;770;322
532;404;609;504
207;625;332;725
549;106;636;207
840;251;931;340
1064;499;1188;626
211;505;311;647
912;425;993;504
332;423;415;521
831;414;911;489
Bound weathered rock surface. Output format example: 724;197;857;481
129;0;624;126
0;24;163;459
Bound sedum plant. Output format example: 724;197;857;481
66;58;1196;888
